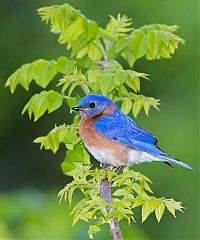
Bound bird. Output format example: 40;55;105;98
72;94;193;170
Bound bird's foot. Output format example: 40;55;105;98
115;165;124;173
100;163;125;172
100;163;114;170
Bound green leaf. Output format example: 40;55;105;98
87;65;101;83
68;82;79;96
76;55;92;68
46;134;60;154
5;58;62;93
132;196;145;208
149;197;161;211
164;199;184;217
88;42;102;61
99;74;115;96
83;149;91;164
61;159;76;176
142;201;151;222
121;98;132;114
66;95;81;109
58;67;87;95
87;21;98;41
66;144;89;162
18;63;33;91
47;90;63;113
34;124;77;153
88;224;101;239
106;170;115;182
146;31;162;59
107;45;116;60
155;202;165;223
132;97;143;118
38;4;102;61
29;91;47;121
34;130;60;154
22;90;63;121
5;69;20;93
143;100;151;116
143;181;153;193
62;17;84;43
106;14;133;39
114;37;133;54
57;56;75;74
130;31;147;59
32;59;57;88
62;144;90;175
113;189;130;196
68;186;76;206
77;46;88;59
121;24;185;63
143;97;160;113
132;183;149;198
121;47;136;67
125;76;141;92
165;201;176;217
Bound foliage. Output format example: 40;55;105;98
5;3;185;239
58;165;184;238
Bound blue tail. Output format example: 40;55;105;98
159;154;194;171
129;140;194;170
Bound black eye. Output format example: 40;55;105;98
89;102;96;108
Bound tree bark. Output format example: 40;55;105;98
99;165;123;240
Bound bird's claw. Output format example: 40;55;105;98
115;165;124;173
100;163;124;173
100;163;114;170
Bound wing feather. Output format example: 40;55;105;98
94;110;158;146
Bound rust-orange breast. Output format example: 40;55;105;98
79;107;129;166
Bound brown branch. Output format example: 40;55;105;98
99;164;123;240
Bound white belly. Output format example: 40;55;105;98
85;144;118;166
85;143;159;166
85;144;107;163
128;149;159;164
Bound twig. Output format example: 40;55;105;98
99;164;123;240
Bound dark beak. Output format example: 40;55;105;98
72;106;80;111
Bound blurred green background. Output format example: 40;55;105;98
0;0;198;239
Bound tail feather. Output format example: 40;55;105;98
159;154;194;171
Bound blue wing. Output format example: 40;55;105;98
95;109;158;148
94;109;194;170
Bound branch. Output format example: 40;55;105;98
99;164;123;240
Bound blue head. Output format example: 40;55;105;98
72;94;115;117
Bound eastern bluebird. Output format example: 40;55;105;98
72;94;193;170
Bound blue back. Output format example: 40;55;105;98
94;108;164;155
